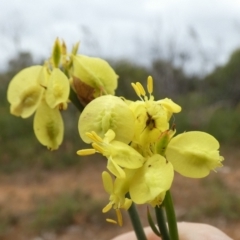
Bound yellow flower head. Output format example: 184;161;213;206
7;63;70;150
77;129;144;178
102;171;132;226
78;95;135;145
166;131;224;178
130;76;181;147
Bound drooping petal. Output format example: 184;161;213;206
79;95;135;144
166;131;224;178
102;171;114;194
45;68;70;108
107;159;126;179
7;66;44;118
33;100;64;150
130;154;174;204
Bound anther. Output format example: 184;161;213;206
147;76;153;94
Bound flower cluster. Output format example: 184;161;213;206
7;39;118;149
7;38;224;228
77;77;224;225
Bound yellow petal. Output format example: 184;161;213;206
45;68;70;108
72;54;118;95
158;98;182;113
122;198;132;210
166;131;224;178
7;66;44;118
107;159;126;179
79;95;135;144
33;101;64;150
110;140;144;169
102;171;113;194
130;154;174;204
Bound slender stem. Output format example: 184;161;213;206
164;190;179;240
127;194;147;240
155;205;170;240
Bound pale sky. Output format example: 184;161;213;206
1;0;240;75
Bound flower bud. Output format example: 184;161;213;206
52;38;62;68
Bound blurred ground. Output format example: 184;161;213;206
0;147;240;240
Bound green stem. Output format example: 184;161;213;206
164;190;179;240
155;205;170;240
127;194;147;240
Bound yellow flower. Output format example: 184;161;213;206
129;154;174;206
165;131;224;178
77;130;144;178
71;54;118;105
78;95;135;145
7;65;70;150
129;100;169;146
130;76;181;148
102;171;132;226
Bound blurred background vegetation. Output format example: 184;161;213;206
1;45;240;239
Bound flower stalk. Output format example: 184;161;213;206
127;193;147;240
155;205;170;240
164;190;179;240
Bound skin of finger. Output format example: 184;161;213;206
111;226;159;240
177;222;233;240
111;222;233;240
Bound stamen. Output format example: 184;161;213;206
116;209;123;226
85;132;95;142
85;131;102;143
77;149;96;156
136;82;146;96
147;76;153;94
92;143;105;154
131;83;141;97
106;218;118;224
91;131;103;142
